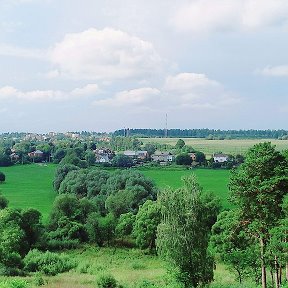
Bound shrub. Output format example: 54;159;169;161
136;280;158;288
34;272;45;286
0;172;5;182
0;279;28;288
0;193;8;209
96;273;117;288
24;249;76;276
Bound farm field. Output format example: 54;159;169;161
141;168;231;209
140;137;288;155
0;164;57;221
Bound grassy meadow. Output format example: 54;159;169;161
141;168;231;208
0;164;57;221
0;164;237;287
0;247;238;287
140;137;288;155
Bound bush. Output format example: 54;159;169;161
96;273;117;288
0;279;28;288
24;249;76;276
0;172;5;182
34;272;45;286
0;193;8;209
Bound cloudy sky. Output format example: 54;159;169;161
0;0;288;133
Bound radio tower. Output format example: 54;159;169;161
164;113;168;138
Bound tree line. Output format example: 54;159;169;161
114;129;288;139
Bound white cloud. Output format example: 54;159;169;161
0;84;100;102
50;28;163;81
71;84;100;96
163;73;239;109
94;87;160;107
172;0;288;33
258;65;288;77
93;73;239;111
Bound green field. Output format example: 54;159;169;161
0;164;57;221
0;164;230;221
140;137;288;155
141;168;231;208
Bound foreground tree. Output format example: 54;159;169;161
157;175;220;287
229;142;288;288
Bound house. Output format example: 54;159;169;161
151;151;174;162
94;148;114;163
10;153;19;161
28;150;44;158
123;150;137;158
213;153;229;163
123;150;148;160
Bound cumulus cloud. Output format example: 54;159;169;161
172;0;288;33
0;84;100;102
93;73;239;111
94;87;160;107
257;65;288;77
163;73;239;109
49;28;163;81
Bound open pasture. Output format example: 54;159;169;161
140;137;288;155
141;168;231;208
0;164;57;221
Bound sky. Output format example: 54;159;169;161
0;0;288;133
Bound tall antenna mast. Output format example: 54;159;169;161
164;113;168;138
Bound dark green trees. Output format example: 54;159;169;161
0;171;5;182
157;175;220;287
229;142;288;288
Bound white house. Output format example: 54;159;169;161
213;153;229;163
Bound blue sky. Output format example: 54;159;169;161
0;0;288;133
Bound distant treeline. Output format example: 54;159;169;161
114;128;288;139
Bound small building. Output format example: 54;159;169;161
94;148;114;163
151;151;174;162
213;153;229;163
123;150;148;160
123;150;137;158
28;150;44;158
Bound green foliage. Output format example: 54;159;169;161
175;154;192;166
211;210;260;283
0;171;5;182
34;272;45;286
133;200;161;250
0;193;8;209
96;273;117;288
229;142;288;287
0;208;25;275
53;163;79;191
0;279;28;288
112;154;133;168
85;213;116;246
24;249;76;275
157;175;220;288
175;139;185;149
115;212;135;238
0;154;12;167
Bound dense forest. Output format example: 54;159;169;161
113;129;288;139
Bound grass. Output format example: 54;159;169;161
141;167;231;209
140;137;288;155
0;163;57;222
